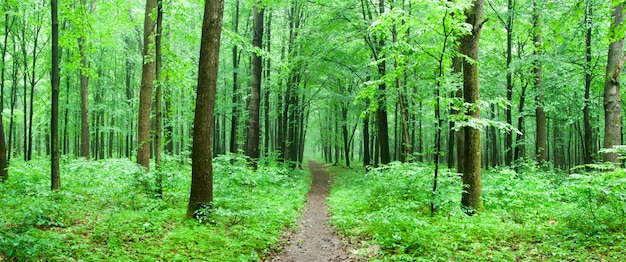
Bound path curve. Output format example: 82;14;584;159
267;160;351;262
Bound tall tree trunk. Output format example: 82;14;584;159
603;2;624;164
187;0;225;219
583;1;593;165
246;3;264;169
137;0;158;171
51;0;60;189
0;6;10;182
453;55;464;172
263;10;272;156
155;0;164;198
533;1;547;166
230;0;240;154
504;0;514;166
78;35;90;160
376;0;390;165
460;0;485;214
513;82;527;162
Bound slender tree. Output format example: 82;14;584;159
51;0;60;190
583;0;593;165
230;0;240;154
137;0;158;171
187;0;225;219
459;0;485;214
78;0;90;160
155;0;164;197
603;1;624;164
533;0;547;165
375;0;390;165
247;2;264;169
0;3;10;182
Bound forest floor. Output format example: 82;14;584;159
267;161;356;262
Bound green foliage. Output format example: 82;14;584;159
0;156;310;261
329;163;626;261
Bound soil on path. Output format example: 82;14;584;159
267;160;353;262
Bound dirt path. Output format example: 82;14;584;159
267;160;351;262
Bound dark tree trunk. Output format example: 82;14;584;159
363;111;370;166
603;2;624;164
504;0;514;166
460;0;485;214
0;7;10;182
51;0;60;189
230;0;240;154
376;0;390;165
533;1;547;166
155;0;164;198
187;0;224;219
246;4;264;169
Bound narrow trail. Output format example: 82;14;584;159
268;160;352;262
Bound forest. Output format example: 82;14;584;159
1;0;626;261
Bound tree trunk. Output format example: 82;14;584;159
0;7;10;182
603;2;624;164
230;0;240;154
533;1;547;166
137;0;158;171
51;0;60;189
452;55;464;172
504;0;514;166
376;0;390;165
78;35;90;160
155;0;164;198
363;111;370;166
246;4;264;169
583;1;593;165
187;0;224;219
460;0;484;214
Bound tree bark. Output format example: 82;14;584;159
583;1;593;165
51;0;60;189
155;0;164;197
460;0;484;214
533;0;547;166
230;0;240;154
603;2;624;164
246;3;264;169
376;0;390;165
504;0;514;166
187;0;225;219
78;35;90;159
137;0;158;171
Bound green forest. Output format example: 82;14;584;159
2;0;626;260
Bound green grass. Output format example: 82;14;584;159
0;155;310;261
328;162;626;261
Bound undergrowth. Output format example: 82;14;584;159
328;162;626;261
0;155;310;261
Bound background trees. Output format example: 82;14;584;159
0;0;620;209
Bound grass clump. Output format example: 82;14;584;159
0;155;310;261
328;162;626;261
